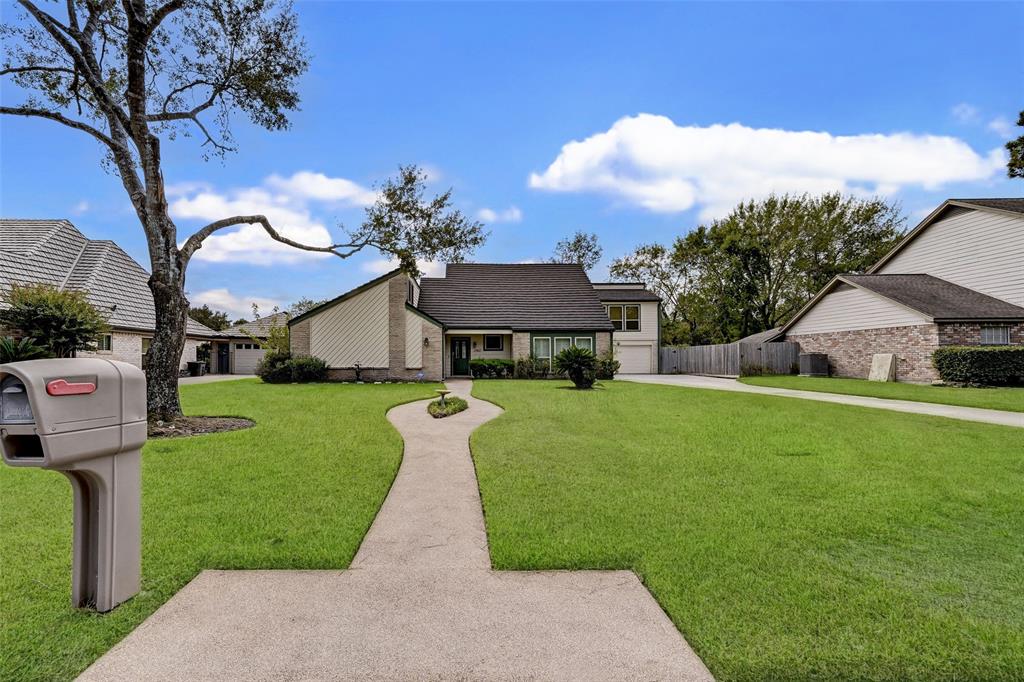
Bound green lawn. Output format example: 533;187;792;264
0;379;437;682
740;375;1024;413
471;380;1024;681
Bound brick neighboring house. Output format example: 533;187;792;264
1;219;219;369
779;198;1024;382
289;263;658;381
209;312;291;375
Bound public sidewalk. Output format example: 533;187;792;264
619;374;1024;429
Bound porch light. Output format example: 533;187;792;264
423;336;430;347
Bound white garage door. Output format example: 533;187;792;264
233;343;265;374
615;344;653;374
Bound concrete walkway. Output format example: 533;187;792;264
178;373;255;385
80;380;713;681
619;374;1024;428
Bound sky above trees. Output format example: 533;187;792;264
1;1;1020;319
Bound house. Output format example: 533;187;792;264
780;198;1024;382
593;282;661;373
0;219;219;369
209;311;291;375
289;263;660;380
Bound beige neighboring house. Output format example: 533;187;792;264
210;312;291;375
593;282;661;373
0;219;219;369
779;198;1024;382
289;263;661;381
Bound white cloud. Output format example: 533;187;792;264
362;258;445;278
265;171;377;206
988;116;1015;139
529;114;1006;220
190;288;284;320
477;205;523;223
71;200;89;214
951;102;980;124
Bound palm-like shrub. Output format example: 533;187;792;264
0;336;51;363
553;345;598;389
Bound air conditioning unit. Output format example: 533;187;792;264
799;353;829;377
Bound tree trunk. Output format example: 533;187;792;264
145;212;190;420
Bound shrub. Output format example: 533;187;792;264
427;396;469;418
257;350;292;383
0;283;108;357
0;336;51;363
554;346;597;389
514;355;549;379
469;358;515;378
595;351;620;380
932;346;1024;386
289;356;328;382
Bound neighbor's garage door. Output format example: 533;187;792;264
615;344;654;374
232;343;265;374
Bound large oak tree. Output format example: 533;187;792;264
1;1;484;418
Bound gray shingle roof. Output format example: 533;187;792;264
418;263;614;331
1;219;219;337
594;288;661;302
952;198;1024;215
222;311;291;339
738;327;784;344
842;274;1024;321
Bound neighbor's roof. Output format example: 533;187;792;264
418;263;614;331
738;327;784;344
951;198;1024;214
841;274;1024;321
0;219;219;337
221;311;291;339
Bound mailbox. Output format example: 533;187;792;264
0;358;145;612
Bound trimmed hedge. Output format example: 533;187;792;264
257;351;329;383
469;358;515;379
932;345;1024;386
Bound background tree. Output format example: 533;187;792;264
1005;110;1024;178
550;231;602;271
609;243;695;344
1;2;485;418
188;304;231;331
290;297;327;315
0;284;109;358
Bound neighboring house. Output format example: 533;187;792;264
289;263;659;380
211;312;291;375
780;198;1024;382
592;282;661;373
0;219;219;369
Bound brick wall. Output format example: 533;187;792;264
787;323;940;383
938;322;1024;346
512;332;531;360
596;331;611;357
79;331;200;370
290;319;311;357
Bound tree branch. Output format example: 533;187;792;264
0;65;76;77
0;105;115;147
180;215;371;262
146;0;185;35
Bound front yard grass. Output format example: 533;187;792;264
0;379;437;682
471;380;1024;681
740;374;1024;413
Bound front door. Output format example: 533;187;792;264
217;343;230;374
451;337;470;376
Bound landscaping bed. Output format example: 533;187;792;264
428;396;468;418
739;374;1024;412
471;379;1024;681
0;379;438;681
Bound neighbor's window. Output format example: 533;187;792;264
574;337;593;353
533;337;552;366
624;305;640;331
96;333;112;351
141;338;151;356
981;325;1011;345
483;335;503;351
235;342;258;350
607;305;623;330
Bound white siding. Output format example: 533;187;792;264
405;310;423;368
878;208;1024;306
604;301;659;342
309;280;389;367
789;285;929;335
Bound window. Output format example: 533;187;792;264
606;304;640;332
483;335;504;351
981;325;1011;345
533;337;552;367
574;337;593;353
141;338;152;356
407;280;416;305
554;337;572;358
235;342;258;350
96;334;112;352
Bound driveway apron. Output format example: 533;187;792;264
79;379;714;681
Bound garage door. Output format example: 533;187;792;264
232;343;265;374
615;344;653;374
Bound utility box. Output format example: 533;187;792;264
799;353;829;377
0;358;145;612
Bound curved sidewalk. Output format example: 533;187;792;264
619;374;1024;428
80;380;713;681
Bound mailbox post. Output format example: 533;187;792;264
0;358;145;612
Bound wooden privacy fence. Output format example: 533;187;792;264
660;342;800;377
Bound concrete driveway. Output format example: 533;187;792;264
618;374;1024;429
178;373;254;385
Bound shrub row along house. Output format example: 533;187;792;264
0;219;282;374
772;198;1024;382
288;263;661;381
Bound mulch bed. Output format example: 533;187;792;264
148;416;254;439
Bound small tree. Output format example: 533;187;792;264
553;345;598;389
0;283;109;358
550;231;602;271
1006;110;1024;179
188;305;231;331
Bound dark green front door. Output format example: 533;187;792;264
451;337;470;375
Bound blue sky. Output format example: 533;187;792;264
1;1;1021;319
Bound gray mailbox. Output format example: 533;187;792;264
0;358;145;612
